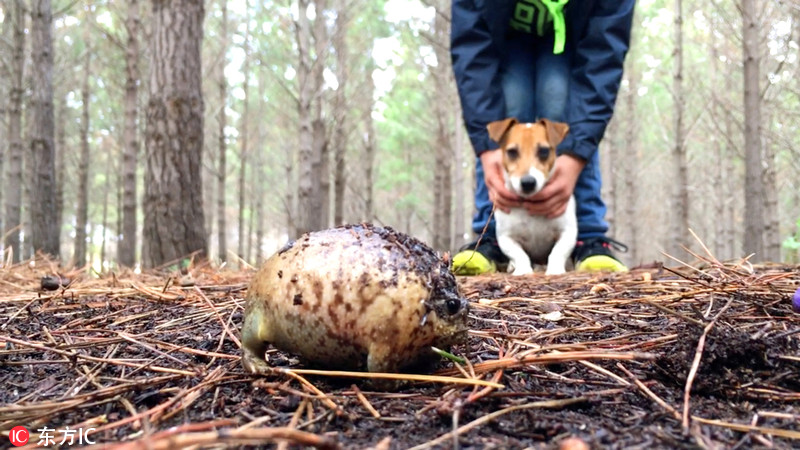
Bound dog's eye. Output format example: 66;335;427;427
446;299;461;315
537;145;551;161
506;148;520;160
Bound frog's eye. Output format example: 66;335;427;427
446;299;461;315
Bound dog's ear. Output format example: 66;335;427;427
487;118;518;146
539;118;569;148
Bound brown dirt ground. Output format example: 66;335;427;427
0;257;798;449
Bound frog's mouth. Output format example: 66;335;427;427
432;324;469;349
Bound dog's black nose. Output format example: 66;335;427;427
520;175;537;193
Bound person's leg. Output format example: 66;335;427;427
532;40;625;271
533;40;607;239
572;152;608;239
532;39;569;123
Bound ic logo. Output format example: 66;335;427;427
9;426;29;446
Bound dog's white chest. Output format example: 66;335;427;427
496;211;560;263
495;196;577;266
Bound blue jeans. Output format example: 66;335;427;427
472;35;608;240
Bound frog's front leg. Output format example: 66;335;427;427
241;301;273;375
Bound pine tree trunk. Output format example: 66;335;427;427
332;0;349;226
246;196;255;263
762;110;780;260
314;0;329;230
55;96;66;255
723;71;736;260
363;86;376;222
296;0;328;235
254;146;264;263
296;0;314;235
0;11;7;243
116;173;123;263
4;0;24;262
237;11;250;260
623;56;639;265
142;0;207;267
669;0;689;258
119;0;141;267
430;2;453;252
101;177;110;268
75;45;91;268
216;0;228;263
313;118;329;228
30;0;60;258
453;110;466;248
237;150;247;257
709;36;725;260
741;0;765;261
602;120;617;236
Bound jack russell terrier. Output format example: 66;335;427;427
487;118;577;276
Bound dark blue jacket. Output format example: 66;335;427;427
451;0;635;160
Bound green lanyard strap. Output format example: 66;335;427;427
541;0;568;54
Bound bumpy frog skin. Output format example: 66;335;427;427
241;224;469;376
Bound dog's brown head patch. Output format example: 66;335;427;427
487;118;569;179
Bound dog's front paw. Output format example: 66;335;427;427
545;266;566;276
512;266;534;276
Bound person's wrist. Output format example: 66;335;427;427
479;148;500;164
558;153;586;176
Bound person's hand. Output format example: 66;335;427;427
480;149;522;213
523;154;586;218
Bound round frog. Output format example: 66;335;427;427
241;224;469;376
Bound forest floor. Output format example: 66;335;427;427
1;254;799;449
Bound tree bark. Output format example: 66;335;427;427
296;0;313;235
237;1;250;259
669;0;689;258
723;64;736;260
710;40;726;260
601;121;617;233
313;118;329;228
30;0;60;258
363;66;376;222
100;175;110;268
762;115;780;260
622;55;639;265
54;95;66;258
246;196;255;263
453;110;466;248
216;0;228;263
75;43;91;268
142;0;207;267
254;131;264;263
285;151;296;237
296;0;329;235
0;9;7;242
741;0;765;260
119;0;141;267
430;1;453;252
3;0;25;262
332;0;349;226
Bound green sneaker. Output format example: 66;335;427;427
573;237;629;273
451;237;508;276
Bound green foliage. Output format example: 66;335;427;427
782;218;800;252
375;43;435;221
